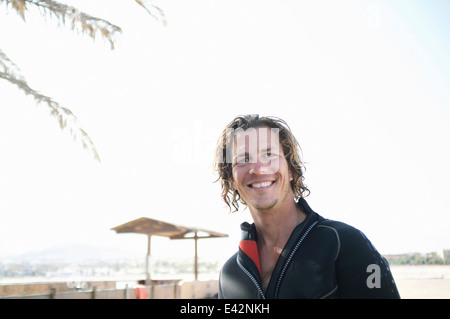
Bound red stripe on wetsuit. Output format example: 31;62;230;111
239;240;261;275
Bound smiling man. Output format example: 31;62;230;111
214;114;400;299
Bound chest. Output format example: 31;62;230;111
258;248;280;292
255;227;339;298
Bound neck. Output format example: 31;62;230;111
249;198;306;249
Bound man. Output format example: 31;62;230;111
214;114;400;299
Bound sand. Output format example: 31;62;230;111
390;265;450;299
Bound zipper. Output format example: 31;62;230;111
236;217;319;299
236;256;266;299
274;220;318;298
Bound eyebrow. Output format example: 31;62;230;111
236;147;273;157
235;152;248;158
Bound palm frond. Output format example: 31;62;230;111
0;48;100;161
2;0;28;20
134;0;167;26
0;0;167;161
1;0;122;49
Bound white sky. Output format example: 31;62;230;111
0;0;449;263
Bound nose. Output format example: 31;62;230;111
248;156;271;175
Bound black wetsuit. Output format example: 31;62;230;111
218;198;400;299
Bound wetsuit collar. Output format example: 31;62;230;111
238;198;324;298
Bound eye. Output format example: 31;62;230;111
238;156;249;163
234;155;250;166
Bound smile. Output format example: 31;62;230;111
248;181;275;189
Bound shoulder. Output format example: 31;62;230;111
221;252;238;274
218;252;261;299
317;219;380;260
318;219;368;244
218;252;237;299
218;253;240;288
317;220;400;298
318;219;385;269
303;219;365;261
319;218;361;233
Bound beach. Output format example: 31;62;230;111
390;265;450;299
1;265;449;299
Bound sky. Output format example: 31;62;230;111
0;0;449;265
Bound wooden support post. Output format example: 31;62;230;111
194;231;198;281
91;285;97;299
49;288;56;299
124;284;129;299
146;235;152;285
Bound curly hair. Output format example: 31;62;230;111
214;114;309;213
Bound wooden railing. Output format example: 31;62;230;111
0;280;218;299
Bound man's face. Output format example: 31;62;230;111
231;126;294;213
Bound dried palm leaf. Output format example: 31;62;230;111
0;48;100;161
1;0;123;49
0;0;166;161
135;0;167;26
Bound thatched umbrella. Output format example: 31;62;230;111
111;217;228;282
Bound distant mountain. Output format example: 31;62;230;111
2;243;142;264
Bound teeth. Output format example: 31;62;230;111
252;182;272;188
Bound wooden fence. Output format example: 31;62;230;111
0;280;218;299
